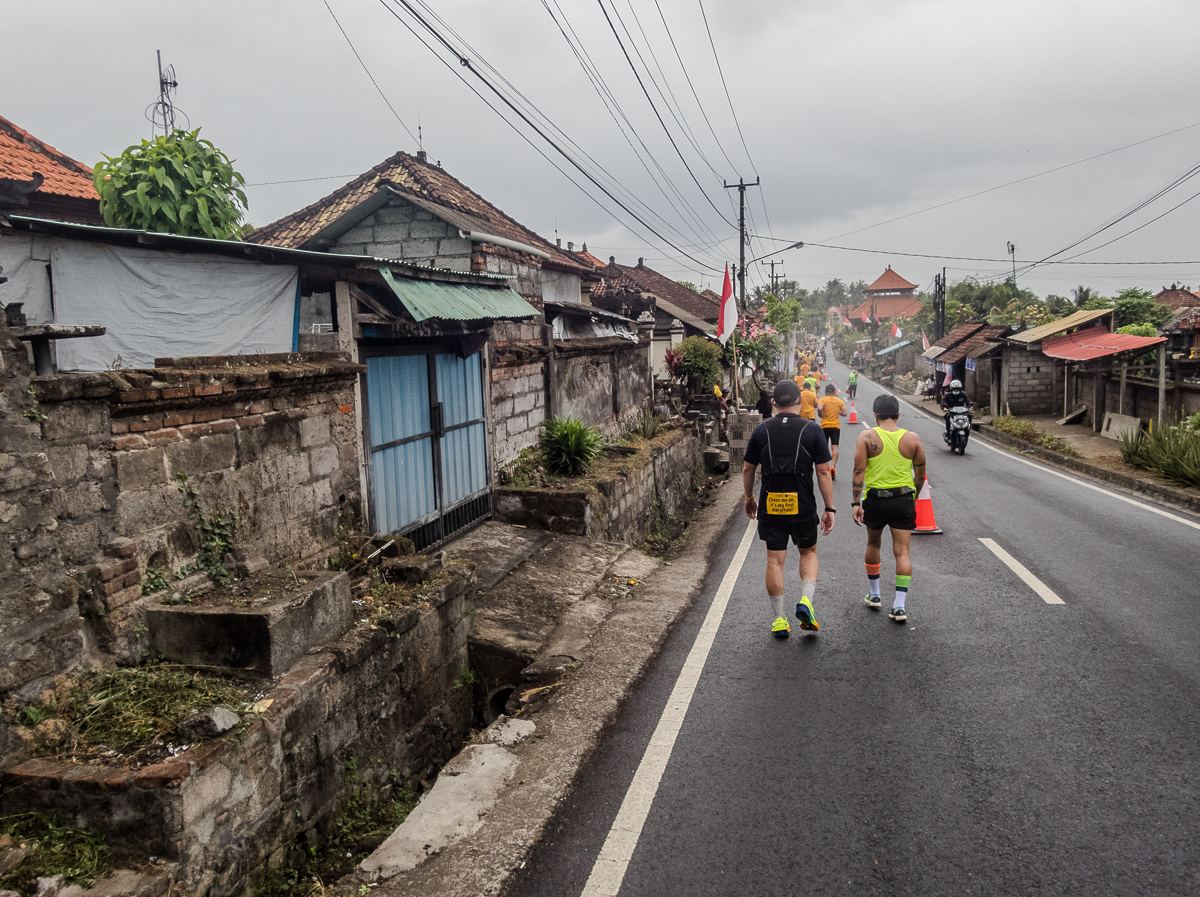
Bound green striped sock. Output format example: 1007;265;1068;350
895;575;911;609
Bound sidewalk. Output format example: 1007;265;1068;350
363;475;744;897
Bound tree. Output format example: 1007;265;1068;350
93;128;248;239
674;336;723;391
675;281;700;293
1045;294;1074;316
763;294;803;374
1071;285;1097;307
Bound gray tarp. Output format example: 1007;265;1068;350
49;240;298;371
0;232;53;322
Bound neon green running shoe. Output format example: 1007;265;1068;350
795;596;819;631
771;616;791;639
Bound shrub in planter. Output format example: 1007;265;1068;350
676;336;723;392
539;416;603;476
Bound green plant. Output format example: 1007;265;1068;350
631;410;662;439
24;407;48;423
1119;420;1200;488
991;415;1078;456
0;812;112;892
142;565;171;595
675;335;723;391
452;667;477;690
539;416;603;476
93;128;248;239
19;706;48;726
176;473;237;584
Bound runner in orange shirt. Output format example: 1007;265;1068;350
816;383;848;479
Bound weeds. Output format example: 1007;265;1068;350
991;415;1079;457
538;416;603;477
141;566;171;595
0;812;111;893
452;667;477;690
630;410;662;440
176;473;237;584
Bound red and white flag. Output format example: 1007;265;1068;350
861;311;870;324
922;330;931;351
717;264;737;345
891;322;902;339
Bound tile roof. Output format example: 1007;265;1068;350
865;266;917;293
848;294;923;320
935;324;1009;364
573;247;606;268
0;114;98;200
592;258;721;322
247;150;589;273
1041;325;1166;362
1154;286;1200;311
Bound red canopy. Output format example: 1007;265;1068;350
1040;325;1165;361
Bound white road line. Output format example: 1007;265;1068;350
889;394;1200;533
580;519;758;897
979;538;1065;605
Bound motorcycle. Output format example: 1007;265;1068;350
943;405;973;454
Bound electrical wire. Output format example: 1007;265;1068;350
758;239;1200;266
696;0;757;178
321;0;419;145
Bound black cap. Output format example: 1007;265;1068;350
773;380;801;405
824;383;837;394
872;394;900;416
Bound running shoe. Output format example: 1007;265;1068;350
830;466;837;480
864;592;882;609
795;596;819;631
888;605;907;623
771;617;791;639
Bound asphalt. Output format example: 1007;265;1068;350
504;355;1200;897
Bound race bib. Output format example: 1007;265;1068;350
765;492;799;515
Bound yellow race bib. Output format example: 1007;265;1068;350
765;492;799;515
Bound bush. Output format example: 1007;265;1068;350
1119;421;1200;488
992;415;1078;456
539;416;603;476
675;336;723;390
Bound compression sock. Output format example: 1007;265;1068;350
894;575;911;609
801;580;817;607
866;563;882;598
770;595;785;622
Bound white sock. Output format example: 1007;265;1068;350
801;580;817;604
770;595;785;621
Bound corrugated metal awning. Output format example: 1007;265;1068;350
1041;325;1165;361
1007;308;1111;344
875;340;911;356
379;268;538;322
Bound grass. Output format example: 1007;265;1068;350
25;666;249;757
990;415;1080;457
0;812;111;894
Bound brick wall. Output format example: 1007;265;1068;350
1002;345;1057;415
0;325;366;705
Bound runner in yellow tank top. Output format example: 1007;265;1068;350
851;394;926;624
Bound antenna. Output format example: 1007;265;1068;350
146;50;189;136
417;111;423;153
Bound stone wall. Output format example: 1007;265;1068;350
2;570;475;897
1001;345;1057;415
0;324;366;704
490;321;548;468
329;198;472;271
492;425;703;545
1071;367;1200;422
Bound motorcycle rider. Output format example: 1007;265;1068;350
940;379;973;442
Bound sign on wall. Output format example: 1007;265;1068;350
966;358;976;371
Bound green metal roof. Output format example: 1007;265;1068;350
875;339;911;356
379;267;538;322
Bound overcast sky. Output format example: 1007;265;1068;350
6;0;1200;300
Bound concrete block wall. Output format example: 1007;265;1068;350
2;570;475;897
331;198;472;271
1002;345;1057;415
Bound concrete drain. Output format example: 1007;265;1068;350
485;685;516;724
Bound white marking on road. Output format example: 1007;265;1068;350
979;538;1065;604
580;519;758;897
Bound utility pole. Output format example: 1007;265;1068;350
933;268;947;340
768;260;783;297
724;177;760;313
1007;241;1017;288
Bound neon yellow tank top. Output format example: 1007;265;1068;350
863;427;913;491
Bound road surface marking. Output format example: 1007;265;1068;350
884;393;1200;533
580;519;757;897
979;538;1065;604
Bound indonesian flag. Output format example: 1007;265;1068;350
922;330;931;351
891;322;902;339
875;315;882;325
717;264;736;345
842;315;852;326
861;311;870;324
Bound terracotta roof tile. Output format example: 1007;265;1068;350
849;294;923;320
593;259;720;322
1154;287;1200;311
0;114;98;201
865;266;917;293
247;151;587;272
935;324;1009;364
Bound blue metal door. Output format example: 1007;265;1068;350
364;350;490;549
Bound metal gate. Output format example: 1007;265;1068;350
363;350;490;550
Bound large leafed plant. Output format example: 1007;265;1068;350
93;128;248;239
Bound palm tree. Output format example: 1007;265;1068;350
1071;285;1096;307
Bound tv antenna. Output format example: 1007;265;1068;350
146;50;189;136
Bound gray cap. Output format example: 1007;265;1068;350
872;394;900;416
773;379;801;404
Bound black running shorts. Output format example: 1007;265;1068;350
757;513;819;551
862;495;917;531
822;427;840;446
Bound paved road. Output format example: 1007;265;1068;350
507;356;1200;897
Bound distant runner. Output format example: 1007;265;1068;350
799;380;818;420
743;380;835;638
851;395;927;623
816;383;847;480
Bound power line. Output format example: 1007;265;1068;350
765;239;1200;266
696;0;757;178
244;174;359;187
321;0;419;145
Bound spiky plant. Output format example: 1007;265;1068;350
539;416;603;477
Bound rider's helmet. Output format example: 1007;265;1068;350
949;379;963;390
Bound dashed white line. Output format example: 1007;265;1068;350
580;519;757;897
979;538;1065;604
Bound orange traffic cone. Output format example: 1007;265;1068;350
847;402;859;424
913;477;943;534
